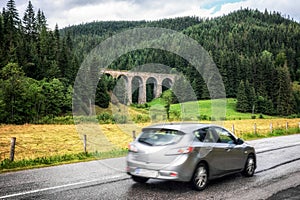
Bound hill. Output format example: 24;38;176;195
64;9;300;116
1;2;300;124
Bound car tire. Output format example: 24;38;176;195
242;155;256;177
131;175;149;183
192;163;209;191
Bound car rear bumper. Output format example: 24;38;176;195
126;153;197;182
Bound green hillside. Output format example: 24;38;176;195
1;0;300;124
146;98;273;121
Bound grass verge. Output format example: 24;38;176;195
0;148;128;173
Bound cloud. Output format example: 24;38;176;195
0;0;299;29
212;0;300;21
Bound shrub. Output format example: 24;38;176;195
259;114;264;119
132;114;150;123
97;112;113;124
113;114;128;124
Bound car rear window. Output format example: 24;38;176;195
138;129;184;146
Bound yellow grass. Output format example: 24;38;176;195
0;124;83;161
222;118;300;138
1;118;300;162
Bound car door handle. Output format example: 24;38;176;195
225;146;234;152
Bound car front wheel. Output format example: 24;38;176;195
242;155;256;177
192;163;208;191
131;175;149;183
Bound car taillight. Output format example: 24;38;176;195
177;146;194;154
165;146;194;155
128;143;138;152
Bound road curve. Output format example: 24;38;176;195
0;134;300;200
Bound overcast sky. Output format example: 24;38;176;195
1;0;299;29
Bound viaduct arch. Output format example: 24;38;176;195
101;69;176;104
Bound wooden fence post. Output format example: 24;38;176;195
270;123;273;133
254;123;257;135
132;131;136;140
231;124;235;134
83;134;87;153
10;137;16;162
286;122;289;132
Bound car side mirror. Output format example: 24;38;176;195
236;138;244;145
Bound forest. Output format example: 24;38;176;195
1;0;300;124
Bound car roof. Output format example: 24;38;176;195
142;122;216;133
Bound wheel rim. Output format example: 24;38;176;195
246;157;255;175
195;166;207;188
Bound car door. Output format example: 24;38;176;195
209;127;244;174
204;127;243;176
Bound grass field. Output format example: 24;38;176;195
1;118;300;163
146;98;274;121
1;98;300;171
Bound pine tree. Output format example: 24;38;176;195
23;1;37;40
236;80;248;112
95;78;110;108
6;0;19;28
3;0;21;63
245;80;256;112
0;14;5;67
36;9;47;32
276;64;296;115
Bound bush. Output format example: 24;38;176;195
259;114;264;119
113;114;128;124
97;112;113;124
287;114;298;119
132;114;150;123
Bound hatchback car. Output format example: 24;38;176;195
126;123;256;190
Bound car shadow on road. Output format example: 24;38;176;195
125;173;245;199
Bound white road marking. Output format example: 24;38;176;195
0;174;128;199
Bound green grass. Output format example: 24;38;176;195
0;148;128;173
147;98;275;121
240;127;300;140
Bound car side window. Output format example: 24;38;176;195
194;129;207;142
194;128;217;143
213;127;235;144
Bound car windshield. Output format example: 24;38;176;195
138;129;184;146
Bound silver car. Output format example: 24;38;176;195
126;123;256;190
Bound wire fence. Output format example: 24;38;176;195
0;133;124;162
227;121;300;138
1;121;300;162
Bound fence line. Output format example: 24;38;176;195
1;122;300;162
228;121;299;138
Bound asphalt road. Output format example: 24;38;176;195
0;134;300;200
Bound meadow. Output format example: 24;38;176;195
1;118;300;163
1;98;300;171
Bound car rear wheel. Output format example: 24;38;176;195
192;163;208;191
131;175;149;183
242;155;255;177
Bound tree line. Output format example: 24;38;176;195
1;0;300;124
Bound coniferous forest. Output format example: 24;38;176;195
1;0;300;124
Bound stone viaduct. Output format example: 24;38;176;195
101;69;177;104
